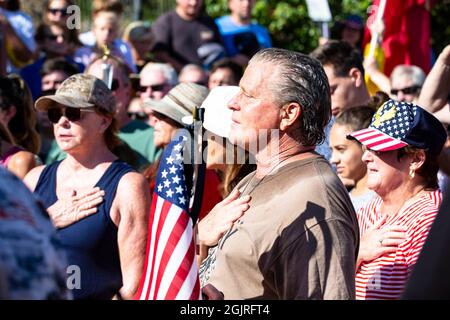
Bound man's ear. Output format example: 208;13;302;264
280;102;302;131
348;67;364;88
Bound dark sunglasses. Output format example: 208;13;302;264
45;34;66;41
128;111;149;121
390;85;421;96
48;8;69;16
137;83;167;92
47;107;96;124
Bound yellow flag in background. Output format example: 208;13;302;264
363;43;385;96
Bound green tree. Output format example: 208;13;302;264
205;0;371;54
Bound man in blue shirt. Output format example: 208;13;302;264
216;0;272;65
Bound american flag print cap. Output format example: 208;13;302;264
347;100;447;154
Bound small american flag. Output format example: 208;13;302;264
134;134;200;300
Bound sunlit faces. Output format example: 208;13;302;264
176;0;203;19
208;68;238;89
51;105;110;152
46;0;70;27
229;0;255;21
93;12;120;47
86;60;130;115
361;147;411;196
139;70;172;102
179;69;208;86
150;111;181;148
42;71;69;92
323;64;359;116
43;25;72;56
330;123;366;182
227;61;281;151
341;26;361;48
390;75;420;103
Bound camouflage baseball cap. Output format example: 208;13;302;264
35;74;116;114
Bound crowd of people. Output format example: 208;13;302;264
1;0;450;300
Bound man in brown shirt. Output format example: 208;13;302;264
201;48;359;299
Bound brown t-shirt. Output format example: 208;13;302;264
206;155;359;299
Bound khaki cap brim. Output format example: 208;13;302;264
35;94;95;111
143;99;189;126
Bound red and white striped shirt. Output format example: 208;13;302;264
355;190;442;300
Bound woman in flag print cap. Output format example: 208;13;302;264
347;99;447;300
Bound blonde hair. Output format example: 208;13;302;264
220;146;256;197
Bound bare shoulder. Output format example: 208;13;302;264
23;164;46;191
9;150;35;166
8;151;38;179
117;171;150;196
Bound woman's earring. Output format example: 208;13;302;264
409;168;415;178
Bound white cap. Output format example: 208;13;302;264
202;86;239;139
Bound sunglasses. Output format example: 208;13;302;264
48;8;69;16
137;83;167;92
390;85;421;96
47;107;96;124
45;34;66;41
128;111;149;121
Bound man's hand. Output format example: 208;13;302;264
201;284;224;300
47;187;105;229
198;189;251;247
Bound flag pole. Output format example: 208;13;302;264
368;0;387;60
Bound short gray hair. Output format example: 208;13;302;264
140;62;179;86
250;48;331;146
390;65;426;87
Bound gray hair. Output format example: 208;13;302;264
179;64;206;80
140;62;179;86
250;48;331;146
390;65;426;87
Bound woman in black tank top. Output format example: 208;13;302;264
24;74;150;299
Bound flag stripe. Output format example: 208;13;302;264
154;209;189;299
149;202;182;299
135;135;200;300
